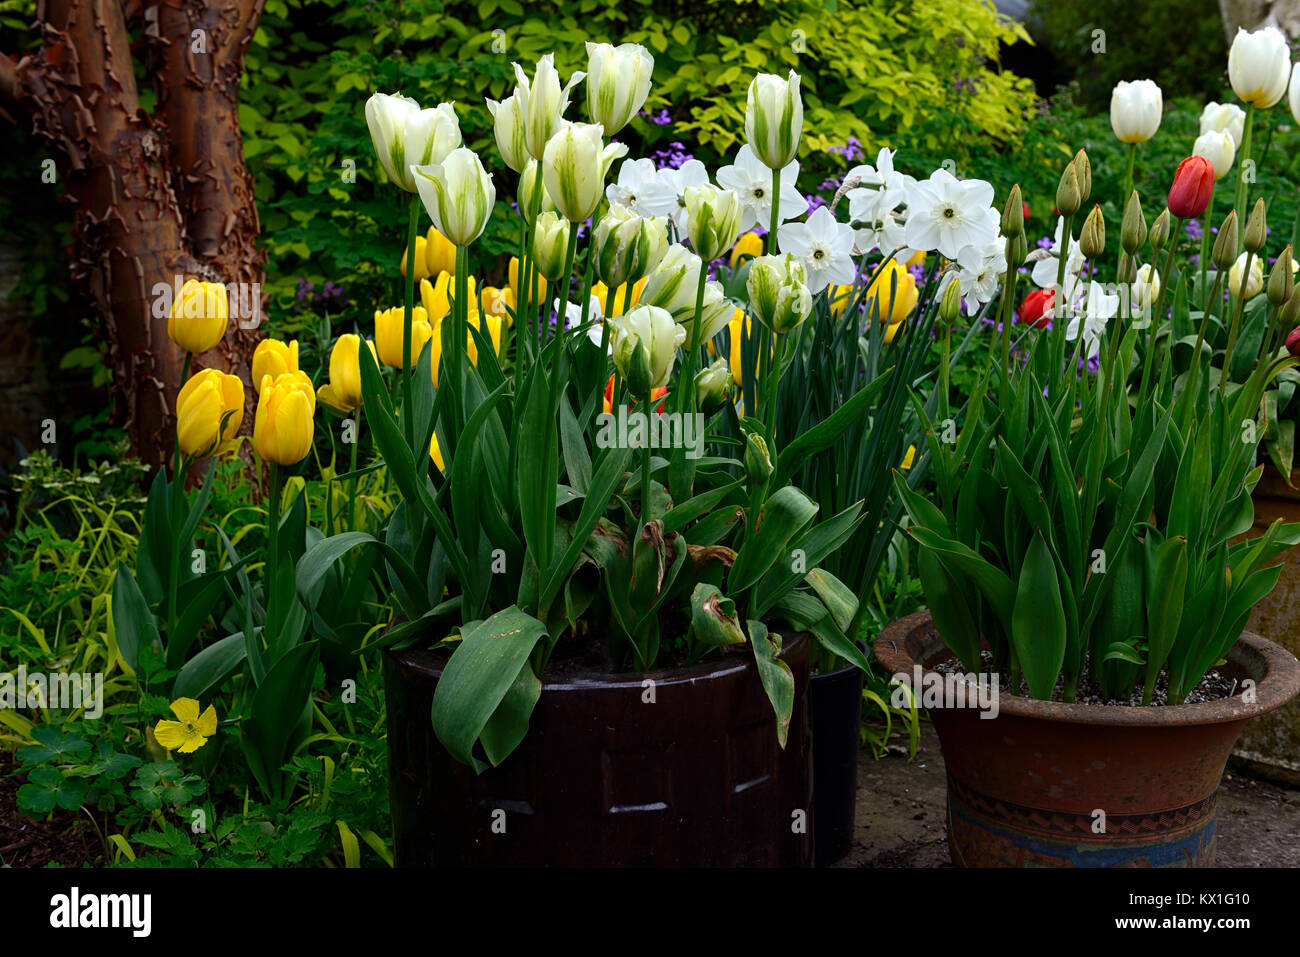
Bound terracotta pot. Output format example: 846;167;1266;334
874;611;1300;868
384;633;813;867
810;660;863;866
1237;464;1300;784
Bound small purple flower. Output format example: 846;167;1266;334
652;141;693;170
1185;219;1203;241
1036;235;1054;250
638;108;671;126
828;136;864;163
805;194;827;214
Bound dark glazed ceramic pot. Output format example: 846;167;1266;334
875;611;1300;868
385;632;813;867
810;660;863;865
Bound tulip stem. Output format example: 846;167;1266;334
166;452;188;647
679;265;710;416
1139;223;1182;410
266;462;281;647
767;167;782;256
401;196;420;447
556;227;580;343
348;407;362;531
1050;214;1075;395
1233;103;1255;245
1199;194;1214;296
1222;249;1255;379
454;243;471;435
1121;144;1136;223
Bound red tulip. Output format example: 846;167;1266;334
1022;200;1031;223
1168;156;1215;220
1287;326;1300;358
1018;287;1055;328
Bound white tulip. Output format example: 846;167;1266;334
531;212;572;282
593;204;669;290
1109;79;1162;144
1199;102;1246;147
1229;252;1264;299
485;90;529;173
542;122;628;223
1290;64;1300;126
682;184;744;262
585;42;655;137
747;252;813;334
1228;26;1290;108
512;54;586;162
610;304;685;392
1131;262;1161;308
745;71;803;170
366;93;461;193
1192;130;1236;181
411;147;496;247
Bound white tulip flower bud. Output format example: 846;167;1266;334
610;304;685;392
531;212;572;281
366;93;461;193
683;185;744;263
1229;253;1264;299
519;159;556;226
1199;101;1246;147
747;252;812;334
1109;79;1162;144
594;204;669;290
744;71;803;170
411;147;496;247
485;90;529;173
542;122;628;223
1228;26;1290;108
513;54;586;162
585;42;655;137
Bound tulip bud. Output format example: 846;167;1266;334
254;370;316;467
252;339;300;394
317;334;376;414
1201;102;1246;147
412;147;496;247
939;276;964;326
1079;205;1105;259
1280;286;1300;332
1286;325;1300;359
374;305;433;369
1167;156;1214;220
1149;208;1172;255
864;258;919;325
1055;162;1081;217
747;253;813;334
168;279;229;354
542;122;629;223
1268;247;1295;306
744;71;803;170
176;368;244;458
509;256;545;305
365;94;461;193
683;185;744;263
1073;149;1092;205
531;211;572;282
424;226;457;277
485;90;529;173
585;42;655;137
513;53;586;162
1132;263;1161;307
609;304;685;392
743;430;773;485
401;233;431;281
1228;26;1291;109
1229;252;1264;299
1117;252;1137;285
1109;80;1163;144
1192;130;1236;182
1001;184;1024;238
694;358;733;416
1012;232;1027;269
1243;197;1268;253
594;205;670;290
1121;191;1147;255
1212;211;1239;270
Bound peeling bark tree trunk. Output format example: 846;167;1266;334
1219;0;1300;38
0;0;265;470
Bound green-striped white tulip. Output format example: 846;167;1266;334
542;122;628;223
485;90;529;173
513;54;586;162
747;252;812;334
365;93;461;193
640;244;734;343
585;41;655;137
744;71;803;171
593;204;669;290
411;148;496;247
531;211;572;281
610;304;684;392
683;184;743;263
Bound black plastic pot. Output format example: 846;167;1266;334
810;660;863;866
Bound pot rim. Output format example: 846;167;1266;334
388;630;809;693
873;610;1300;728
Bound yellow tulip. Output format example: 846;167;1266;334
317;334;376;413
428;311;503;388
176;368;244;458
901;444;916;470
864;259;918;324
374;305;433;369
906;250;927;268
729;230;764;269
591;277;647;317
419;271;479;322
254;370;316;466
401;234;431;282
424;225;457;277
508;256;546;305
167;279;228;354
481;285;514;325
251;338;299;392
884;321;903;345
828;284;854;317
430;430;445;472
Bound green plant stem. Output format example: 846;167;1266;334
1139;223;1182;410
348;407;362;531
678;264;710;415
1121;143;1136;214
1050;214;1075;392
166;452;188;645
767;167;782;255
1233;103;1256;244
266;462;281;645
1199;192;1213;296
453;244;471;435
401;196;420;446
555;227;580;342
1222;249;1255;377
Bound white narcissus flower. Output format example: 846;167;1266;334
606;158;678;218
542;122;628;223
1228;26;1291;108
683;184;744;262
1066;281;1120;358
954;241;1008;315
1192;130;1236;181
747;252;813;334
904;168;998;260
1109;80;1163;144
745;71;803;170
777;206;856;294
411;147;496;247
513;54;586;161
1200;102;1246;147
366;93;461;193
1290;64;1300;126
610;304;685;392
715;145;806;232
593;204;669;290
585;42;654;136
1229;252;1264;299
655;159;710;234
1032;217;1086;289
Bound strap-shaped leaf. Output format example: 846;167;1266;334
689;584;746;647
729;485;819;593
1011;530;1066;700
749;619;794;749
110;564;156;676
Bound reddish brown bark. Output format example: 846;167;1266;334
0;0;265;469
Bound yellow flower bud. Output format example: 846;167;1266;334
401;234;431;281
374;305;433;369
317;334;376;413
508;256;546;306
251;339;299;393
254;371;315;466
865;258;919;324
176;368;244;458
424;225;457;277
167;279;229;354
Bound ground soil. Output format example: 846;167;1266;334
0;751;104;868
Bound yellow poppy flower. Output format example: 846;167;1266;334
153;697;218;754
